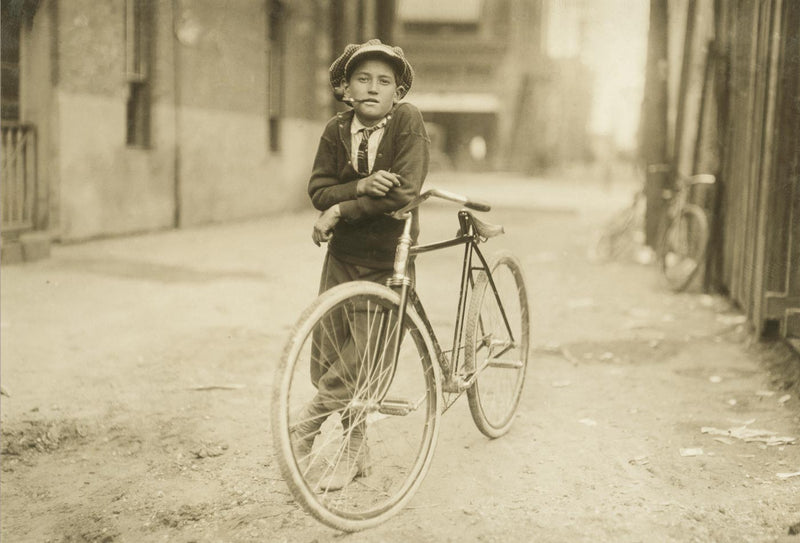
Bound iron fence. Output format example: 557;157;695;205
1;122;37;234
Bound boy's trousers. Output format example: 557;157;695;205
310;252;415;419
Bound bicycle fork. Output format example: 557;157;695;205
385;214;414;373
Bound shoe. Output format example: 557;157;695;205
290;426;315;465
290;400;327;466
317;426;370;491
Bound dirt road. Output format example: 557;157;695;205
2;172;798;542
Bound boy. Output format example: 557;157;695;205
294;39;430;490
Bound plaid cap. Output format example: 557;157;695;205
329;39;414;103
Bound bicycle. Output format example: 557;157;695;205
272;188;530;531
656;173;715;292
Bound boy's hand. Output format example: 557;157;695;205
356;170;400;197
312;204;341;246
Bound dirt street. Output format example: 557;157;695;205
2;171;799;542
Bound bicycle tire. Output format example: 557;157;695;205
272;281;441;531
465;251;530;438
658;204;709;292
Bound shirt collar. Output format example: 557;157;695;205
350;114;390;135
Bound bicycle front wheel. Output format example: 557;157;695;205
465;251;530;438
272;281;441;532
659;204;709;292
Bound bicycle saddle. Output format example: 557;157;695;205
462;211;505;239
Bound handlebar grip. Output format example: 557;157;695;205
464;199;491;212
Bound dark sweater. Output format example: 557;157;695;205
308;102;430;268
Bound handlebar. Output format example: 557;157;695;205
647;163;716;186
662;173;716;200
682;173;716;185
390;188;491;219
670;172;716;186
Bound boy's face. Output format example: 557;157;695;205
345;58;403;126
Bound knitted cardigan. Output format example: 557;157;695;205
308;102;430;269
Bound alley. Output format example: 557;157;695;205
1;171;799;542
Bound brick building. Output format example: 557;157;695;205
1;0;392;257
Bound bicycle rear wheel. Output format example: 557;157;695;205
272;281;441;532
658;204;709;292
465;251;530;438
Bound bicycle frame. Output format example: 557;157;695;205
384;209;516;402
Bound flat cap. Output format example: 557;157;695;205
329;39;414;103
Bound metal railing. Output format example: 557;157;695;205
1;122;37;233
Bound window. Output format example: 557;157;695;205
268;0;284;152
125;0;152;147
1;0;21;121
126;81;149;146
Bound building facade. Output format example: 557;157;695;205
1;0;393;257
393;0;591;172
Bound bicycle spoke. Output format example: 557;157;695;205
465;253;529;438
273;283;440;530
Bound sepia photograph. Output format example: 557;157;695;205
1;0;799;541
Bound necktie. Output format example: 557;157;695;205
356;118;387;175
